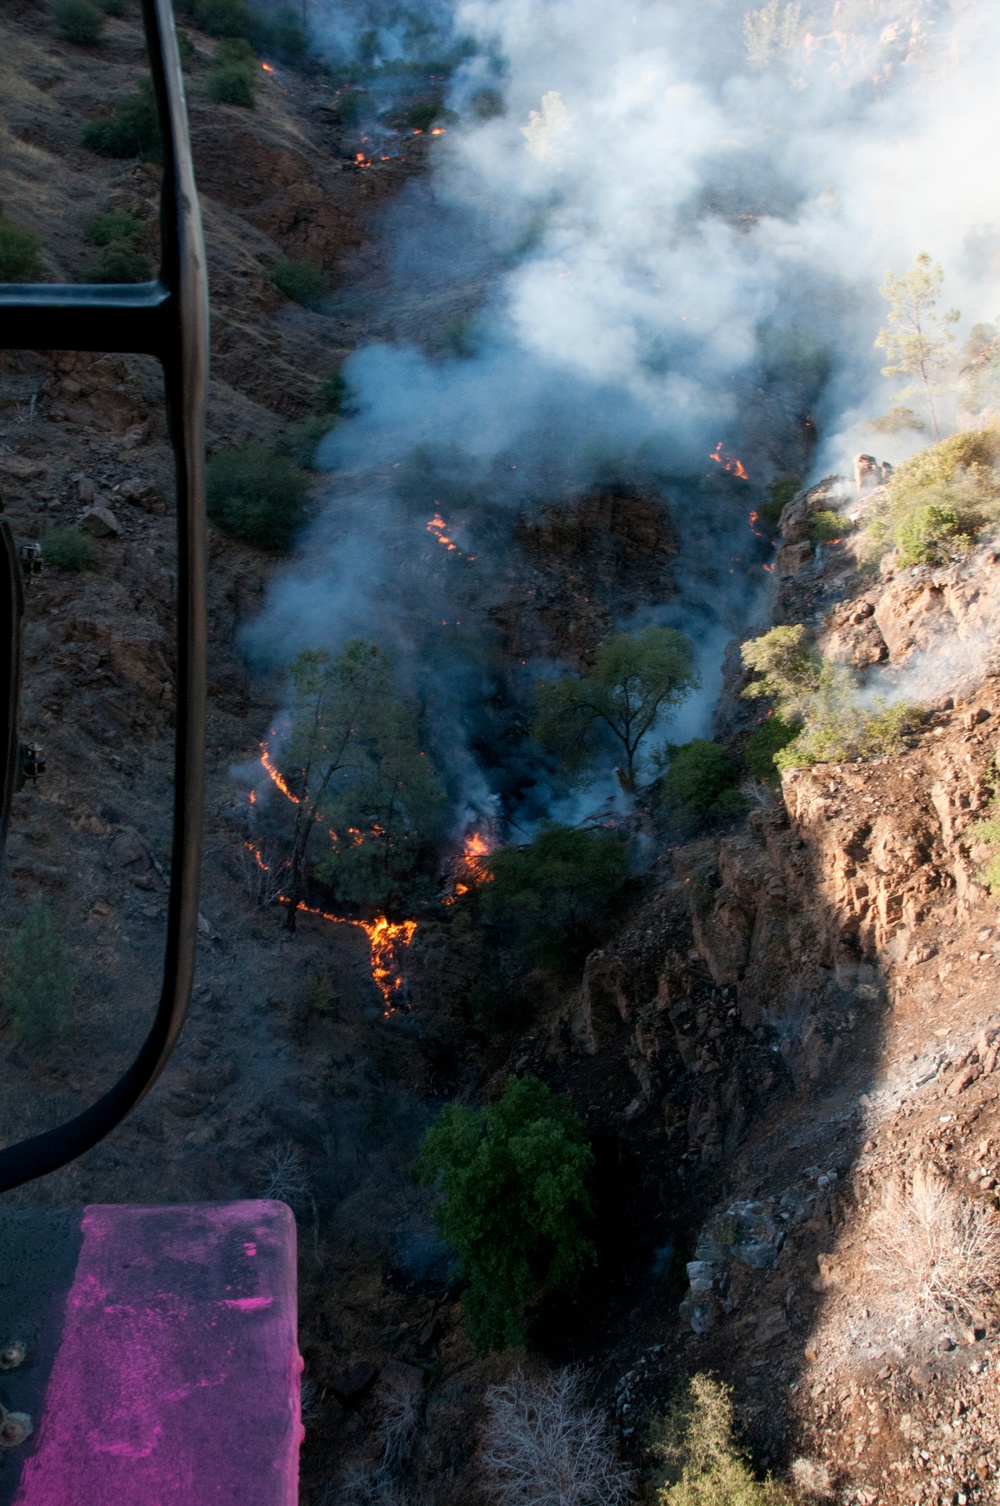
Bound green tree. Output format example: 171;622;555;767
876;253;959;442
416;1075;595;1354
277;643;443;924
533;627;698;792
5;897;75;1045
483;825;630;974
740;624;821;724
649;1374;791;1506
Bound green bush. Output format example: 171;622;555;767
870;426;1000;565
406;99;444;131
662;739;742;820
99;0;126;14
81;79;161;158
272;258;329;310
176;26;195;67
86;209;144;247
326;90;364;127
5;897;75;1046
208;62;256;106
483;824;631;975
760;472;801;530
213;35;254;64
744;716;797;781
191;0;305;61
809;509;852;544
54;0;105;44
316;366;354;414
742;623;921;771
0;221;43;282
896;503;970;567
42;527;94;571
649;1374;791;1506
206;445;308;550
417;1075;595;1354
84;243;151;282
273;416;332;469
470;87;504;118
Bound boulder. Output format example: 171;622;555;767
80;506;121;538
106;829;148;869
331;1362;379;1406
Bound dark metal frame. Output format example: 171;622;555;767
0;0;207;1190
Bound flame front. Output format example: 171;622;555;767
260;742;299;803
427;511;459;551
709;442;749;480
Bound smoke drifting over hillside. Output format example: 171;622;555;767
250;0;1000;823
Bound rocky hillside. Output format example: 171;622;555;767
4;4;1000;1505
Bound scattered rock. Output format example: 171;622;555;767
754;1307;790;1345
80;505;121;538
106;829;148;869
331;1362;379;1405
118;477;166;514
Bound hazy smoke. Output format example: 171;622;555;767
249;0;1000;826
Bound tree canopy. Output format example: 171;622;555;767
483;824;631;974
532;627;698;791
417;1075;595;1354
277;642;444;922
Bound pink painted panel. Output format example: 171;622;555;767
14;1202;301;1505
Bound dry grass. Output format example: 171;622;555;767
867;1168;1000;1322
480;1368;633;1506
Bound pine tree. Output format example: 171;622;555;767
876;253;959;441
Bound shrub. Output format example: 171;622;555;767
316;366;355;414
760;472;801;530
272;259;329;309
206;445;307;550
54;0;105;44
192;0;253;38
214;34;254;64
744;716;797;781
648;1373;791;1506
870;426;1000;565
470;86;504;118
406;99;444;132
191;0;305;60
208;63;256;106
662;739;742;820
85;243;151;282
326;90;364;127
895;502;970;567
99;0;126;14
809;509;852;544
273;416;332;469
481;1368;633;1506
176;26;195;67
86;209;144;247
870;404;925;434
417;1075;595;1353
867;1168;1000;1323
968;794;1000;893
42;526;93;571
0;221;42;282
483;825;631;974
81;80;161;158
741;624;921;771
5;896;75;1046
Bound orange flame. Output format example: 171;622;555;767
443;828;495;903
427;511;459;551
430;127;446;135
709;442;749;480
261;61;274;72
280;900;416;1011
260;744;299;803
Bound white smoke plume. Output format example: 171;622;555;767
247;0;1000;825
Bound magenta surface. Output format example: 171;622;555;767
14;1202;302;1505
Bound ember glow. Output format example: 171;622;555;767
426;510;476;561
709;442;749;480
